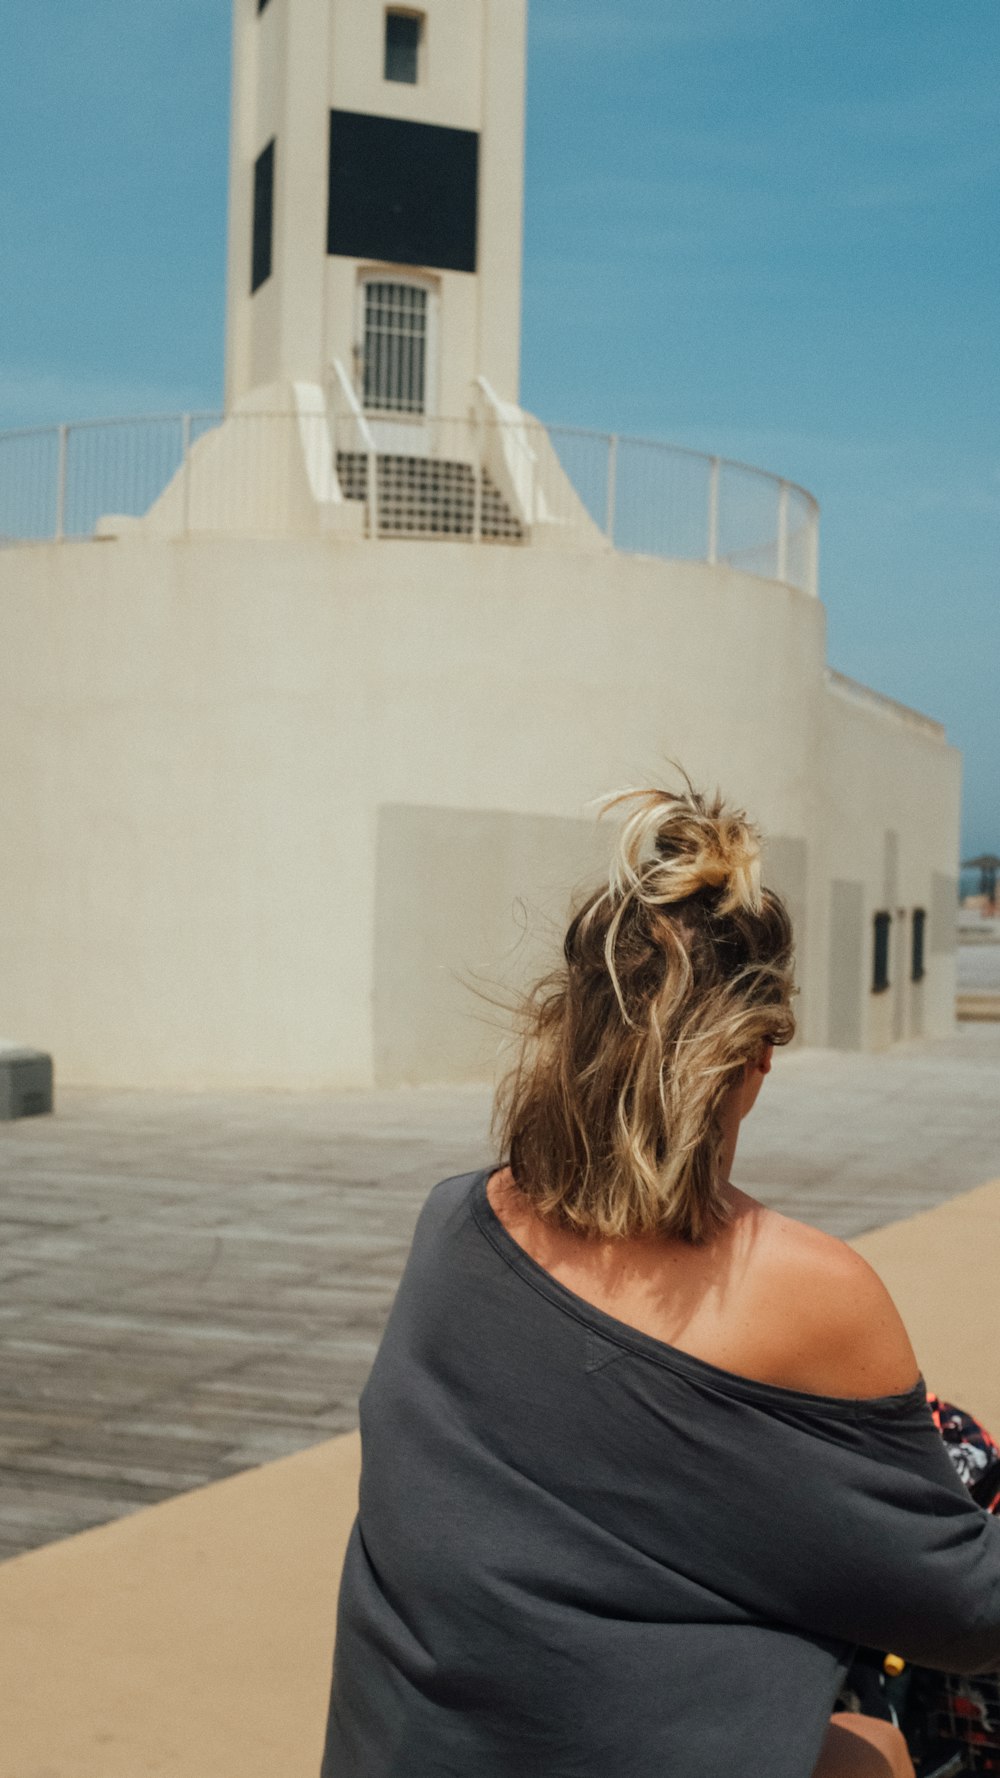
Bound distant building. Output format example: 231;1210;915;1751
0;0;960;1087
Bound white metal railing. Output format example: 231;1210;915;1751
330;358;379;536
0;409;820;594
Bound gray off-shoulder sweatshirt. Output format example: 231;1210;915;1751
320;1168;1000;1778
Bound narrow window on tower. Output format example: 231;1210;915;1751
257;0;272;14
251;139;275;294
385;10;423;84
911;907;927;982
872;910;891;994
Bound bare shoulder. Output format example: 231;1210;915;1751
733;1192;921;1400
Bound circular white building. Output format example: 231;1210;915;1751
0;0;959;1087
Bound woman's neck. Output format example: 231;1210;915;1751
716;1083;743;1195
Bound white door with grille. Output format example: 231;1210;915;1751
356;275;437;455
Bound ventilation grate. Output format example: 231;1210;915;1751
335;453;523;541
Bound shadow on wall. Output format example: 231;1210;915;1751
373;805;613;1086
374;806;808;1087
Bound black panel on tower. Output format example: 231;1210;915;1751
251;139;276;293
328;110;478;274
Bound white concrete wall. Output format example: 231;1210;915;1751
0;536;959;1088
819;673;960;1050
475;0;526;406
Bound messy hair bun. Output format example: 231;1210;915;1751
493;765;796;1243
608;782;764;919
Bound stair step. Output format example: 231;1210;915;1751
335;453;523;540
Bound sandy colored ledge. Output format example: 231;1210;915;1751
2;1177;1000;1778
0;1428;360;1778
853;1174;1000;1436
957;994;1000;1022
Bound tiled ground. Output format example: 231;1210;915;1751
1;1023;998;1561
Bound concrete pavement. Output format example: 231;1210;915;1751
1;1023;998;1560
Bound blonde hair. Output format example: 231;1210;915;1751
492;767;797;1244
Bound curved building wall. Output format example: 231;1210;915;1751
0;537;956;1087
818;673;960;1052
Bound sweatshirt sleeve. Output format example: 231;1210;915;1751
750;1388;1000;1674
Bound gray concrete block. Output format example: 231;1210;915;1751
0;1048;54;1121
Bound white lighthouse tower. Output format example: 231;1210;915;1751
142;0;590;541
225;0;526;479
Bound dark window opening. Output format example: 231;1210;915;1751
872;910;891;994
328;110;478;274
258;0;272;13
385;11;422;83
251;139;276;294
911;907;927;982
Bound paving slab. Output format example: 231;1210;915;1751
0;1026;998;1559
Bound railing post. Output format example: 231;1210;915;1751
472;403;484;544
707;456;720;565
777;480;789;584
181;412;192;537
55;423;68;541
605;433;618;543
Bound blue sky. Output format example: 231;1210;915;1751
2;0;997;860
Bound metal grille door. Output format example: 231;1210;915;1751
362;281;428;415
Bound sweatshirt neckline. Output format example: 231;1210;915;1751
469;1166;927;1421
